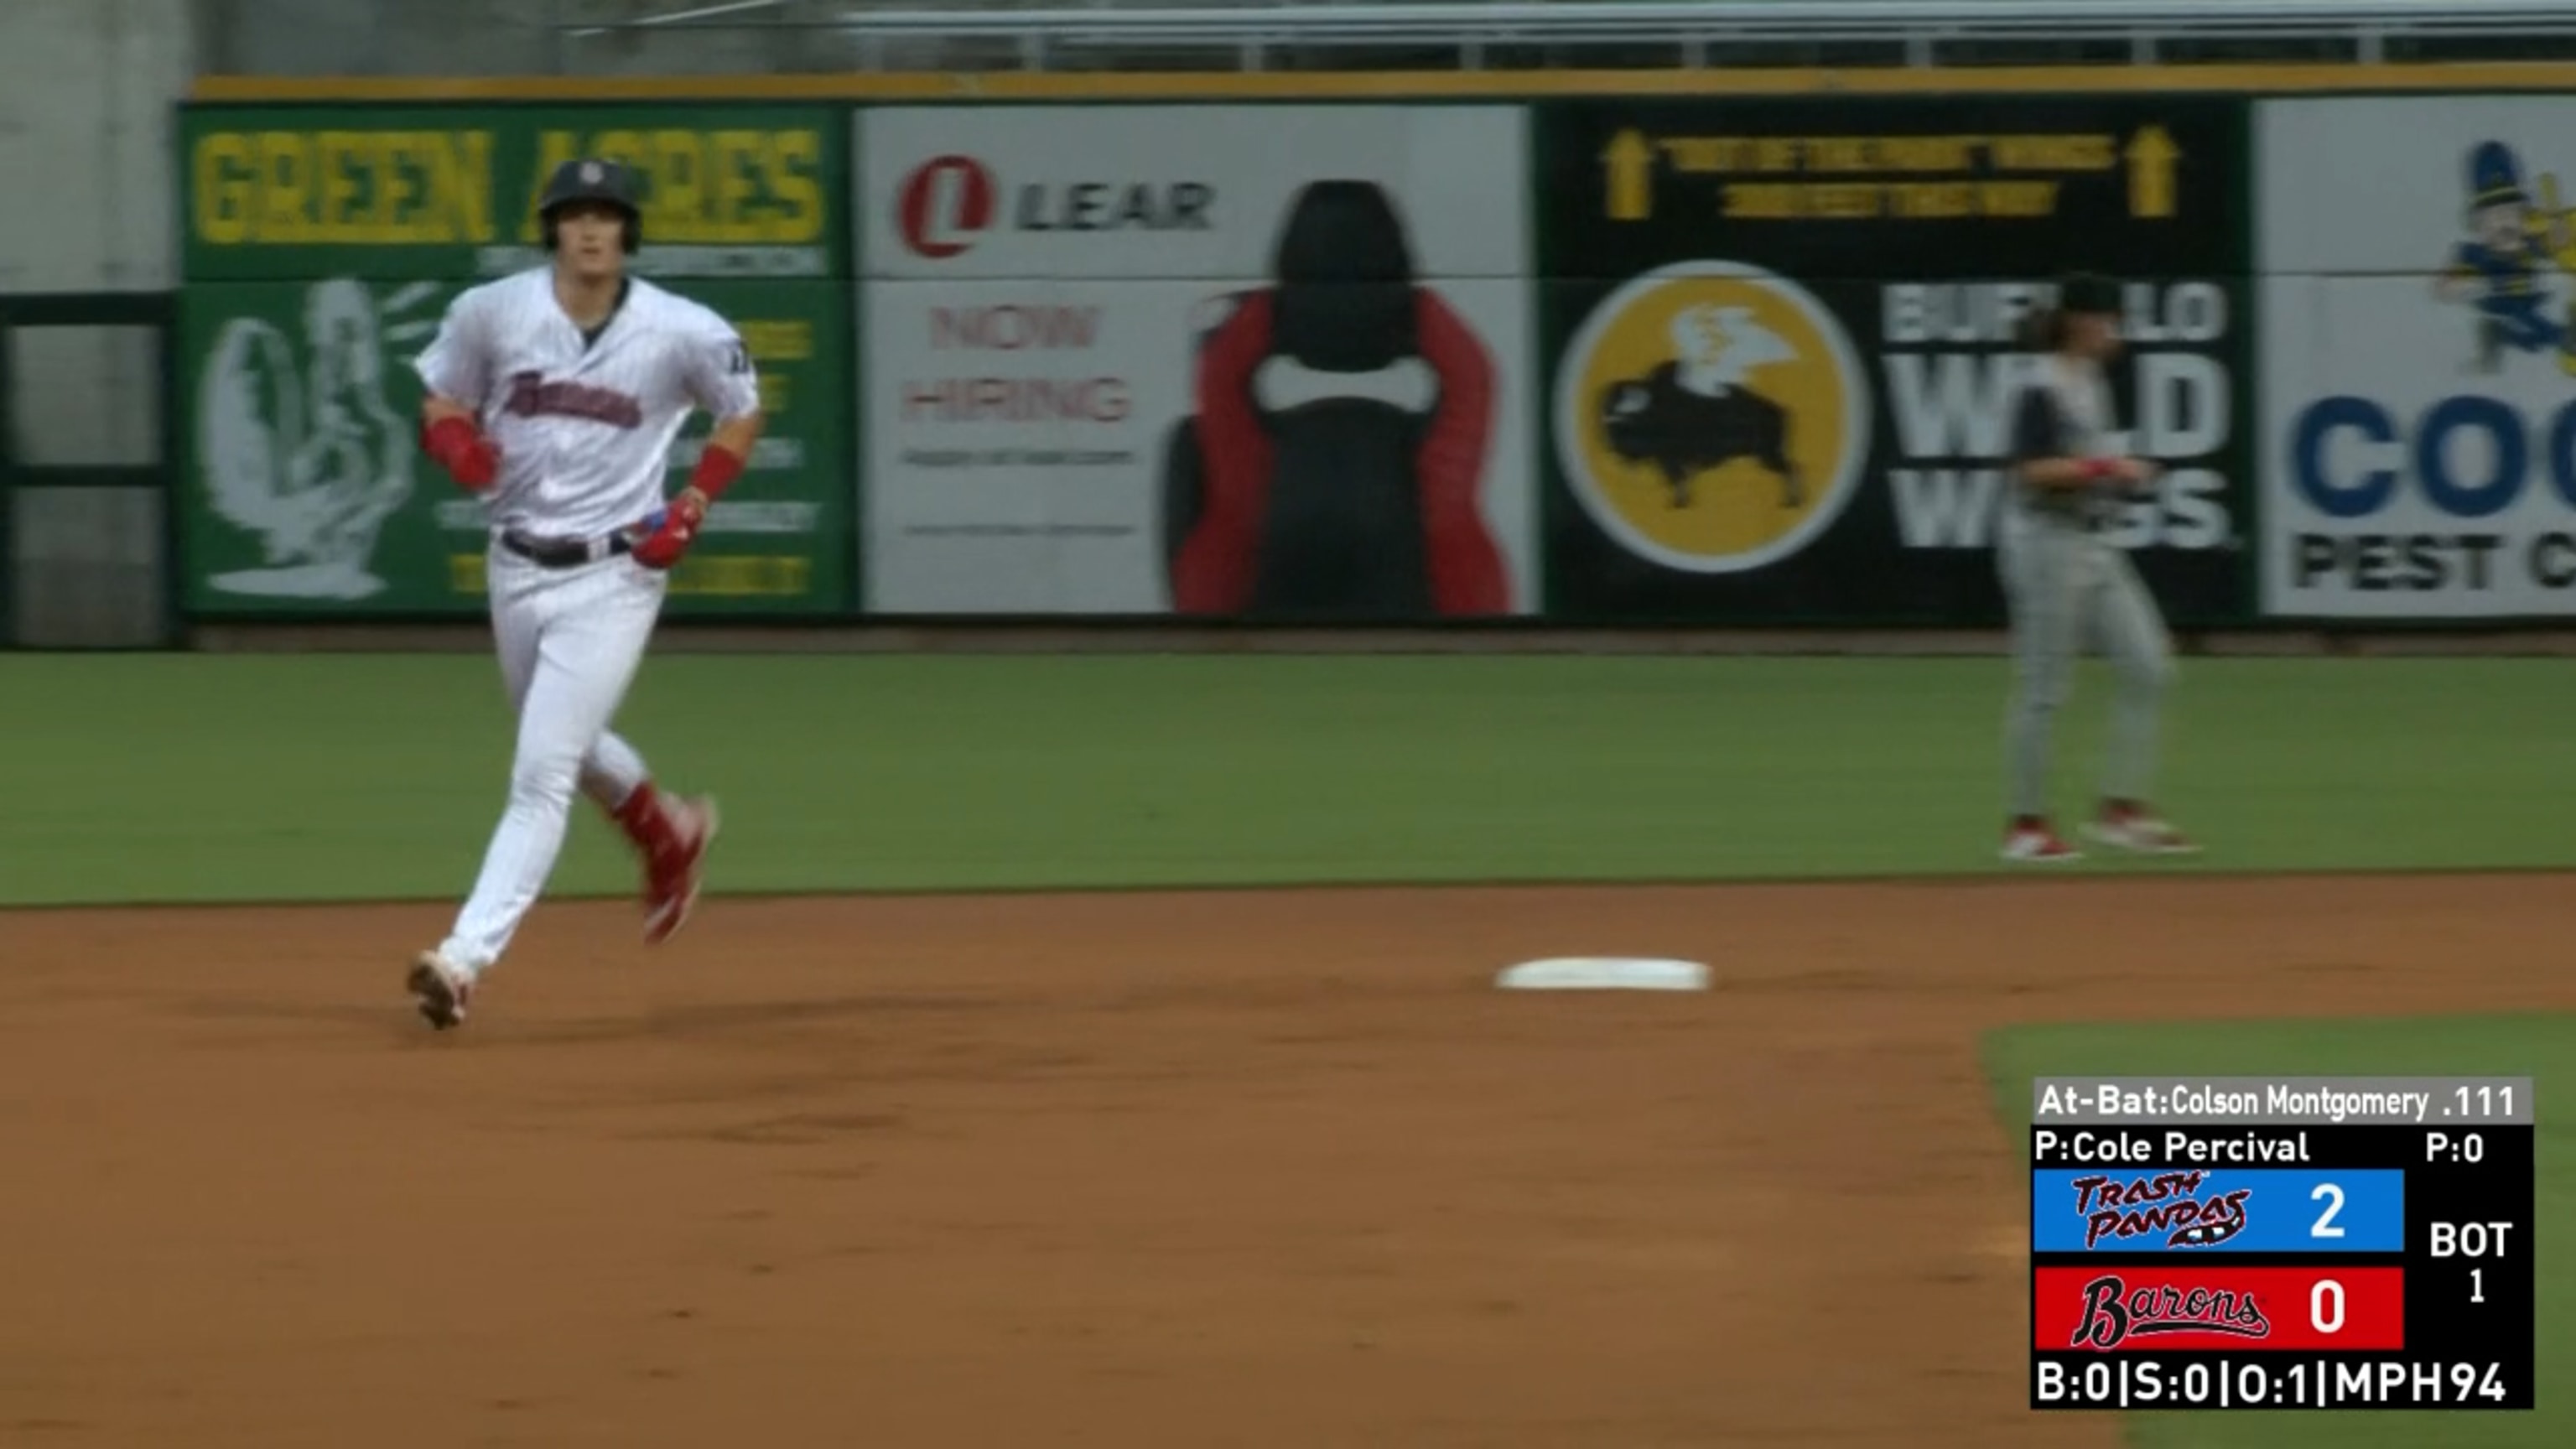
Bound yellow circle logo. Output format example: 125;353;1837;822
1555;261;1869;574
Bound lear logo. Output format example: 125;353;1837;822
1554;260;1869;574
896;154;997;259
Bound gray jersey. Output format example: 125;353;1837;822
2007;355;2118;528
1996;350;2174;822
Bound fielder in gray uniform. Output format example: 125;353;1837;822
1997;273;2198;863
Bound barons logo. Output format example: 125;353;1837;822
502;370;644;430
1554;260;1870;574
2071;1169;2250;1249
2071;1274;2272;1349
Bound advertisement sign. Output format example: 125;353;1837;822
857;104;1539;619
182;103;844;281
174;103;852;617
2259;96;2576;618
179;278;851;615
1536;97;2255;625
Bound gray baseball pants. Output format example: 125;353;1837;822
1998;507;2174;818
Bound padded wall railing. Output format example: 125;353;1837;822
555;0;2576;72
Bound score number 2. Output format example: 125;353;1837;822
2311;1182;2345;1239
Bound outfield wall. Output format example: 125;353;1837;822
1;0;193;648
138;68;2576;637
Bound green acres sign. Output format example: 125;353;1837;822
174;102;854;618
182;105;844;278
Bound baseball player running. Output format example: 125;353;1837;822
1997;273;2197;864
402;158;763;1029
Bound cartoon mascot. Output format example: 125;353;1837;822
2436;139;2576;375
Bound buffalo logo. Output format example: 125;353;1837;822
1554;260;1867;574
896;154;998;260
1604;304;1802;510
2071;1170;2251;1250
2070;1275;2272;1349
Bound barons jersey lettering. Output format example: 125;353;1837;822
413;267;760;541
503;372;647;430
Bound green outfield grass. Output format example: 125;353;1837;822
1983;1017;2572;1446
2;651;2573;906
8;647;2570;1440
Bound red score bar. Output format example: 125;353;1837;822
2033;1267;2406;1353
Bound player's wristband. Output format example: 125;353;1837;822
2081;458;2117;480
688;440;747;502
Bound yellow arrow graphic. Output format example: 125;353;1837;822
1603;128;1654;221
2126;125;2180;219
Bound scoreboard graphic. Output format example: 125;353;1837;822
2028;1075;2532;1410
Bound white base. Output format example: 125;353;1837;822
1495;957;1711;991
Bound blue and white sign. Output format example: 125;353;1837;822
2260;96;2576;618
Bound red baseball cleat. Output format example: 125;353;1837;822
2082;802;2199;856
2001;818;2082;864
640;793;719;944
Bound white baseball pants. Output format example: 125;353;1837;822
439;543;669;974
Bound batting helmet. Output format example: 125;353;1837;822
2020;273;2122;351
538;157;643;254
2056;271;2120;316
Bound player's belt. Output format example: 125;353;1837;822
498;528;636;568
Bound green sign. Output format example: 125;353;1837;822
177;276;852;617
174;101;854;618
180;102;844;281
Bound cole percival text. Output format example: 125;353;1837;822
2033;1129;2314;1166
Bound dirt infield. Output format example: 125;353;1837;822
1;874;2564;1447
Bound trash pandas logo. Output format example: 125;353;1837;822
2070;1275;2273;1349
2435;139;2576;376
1555;259;1868;574
196;278;438;600
2070;1170;2251;1249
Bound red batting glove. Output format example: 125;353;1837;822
632;442;747;570
421;416;499;491
631;488;706;571
632;444;745;570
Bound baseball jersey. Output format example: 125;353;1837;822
413;268;761;541
2008;353;2120;529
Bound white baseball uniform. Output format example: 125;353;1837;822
412;267;760;978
